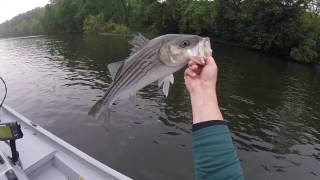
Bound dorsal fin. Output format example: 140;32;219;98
129;33;149;55
107;61;124;80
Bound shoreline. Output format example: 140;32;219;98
1;32;319;66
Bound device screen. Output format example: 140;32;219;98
0;125;13;140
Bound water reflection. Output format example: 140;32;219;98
0;35;319;179
213;42;320;179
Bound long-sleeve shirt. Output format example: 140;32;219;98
192;121;244;180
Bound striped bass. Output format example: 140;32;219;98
89;33;212;123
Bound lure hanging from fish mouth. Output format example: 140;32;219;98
88;33;212;126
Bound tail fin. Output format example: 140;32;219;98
88;98;104;117
86;110;111;132
88;94;111;120
88;95;113;129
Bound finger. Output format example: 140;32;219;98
184;74;191;81
184;68;197;77
188;65;200;74
184;68;193;76
204;56;218;72
188;57;205;66
190;64;198;71
188;59;197;66
204;56;216;65
184;68;189;77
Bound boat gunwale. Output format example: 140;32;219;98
1;105;132;180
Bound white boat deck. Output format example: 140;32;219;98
0;105;132;180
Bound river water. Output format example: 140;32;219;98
0;35;319;180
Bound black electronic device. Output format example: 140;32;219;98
0;123;23;141
0;122;23;165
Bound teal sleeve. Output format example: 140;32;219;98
192;123;244;180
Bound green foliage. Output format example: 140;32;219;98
83;14;129;35
290;39;318;63
104;21;129;35
215;0;308;52
40;0;81;33
0;8;44;37
180;1;217;34
0;0;319;63
83;14;105;34
290;14;320;62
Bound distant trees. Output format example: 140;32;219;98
310;0;320;14
0;0;319;63
290;13;320;62
83;14;105;34
83;14;129;34
0;8;44;37
40;0;130;34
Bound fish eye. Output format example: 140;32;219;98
180;40;190;48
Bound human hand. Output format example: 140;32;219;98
184;56;218;95
184;56;223;124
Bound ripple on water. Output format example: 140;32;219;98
1;35;320;180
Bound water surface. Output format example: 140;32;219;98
0;35;319;180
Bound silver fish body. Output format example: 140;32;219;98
89;34;212;122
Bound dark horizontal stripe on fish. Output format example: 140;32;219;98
107;60;145;100
106;48;157;101
119;51;157;88
117;60;154;91
109;48;153;86
111;48;155;90
111;52;156;97
114;47;155;84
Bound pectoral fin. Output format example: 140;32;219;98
107;61;124;80
158;74;174;97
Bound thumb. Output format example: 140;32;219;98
205;56;216;66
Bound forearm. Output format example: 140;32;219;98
186;56;243;179
190;88;223;124
190;89;243;180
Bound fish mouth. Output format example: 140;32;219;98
189;37;212;65
202;37;212;57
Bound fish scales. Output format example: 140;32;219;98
89;33;212;126
107;50;157;102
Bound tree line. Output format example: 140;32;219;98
0;0;319;63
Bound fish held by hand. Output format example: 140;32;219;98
88;33;212;124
